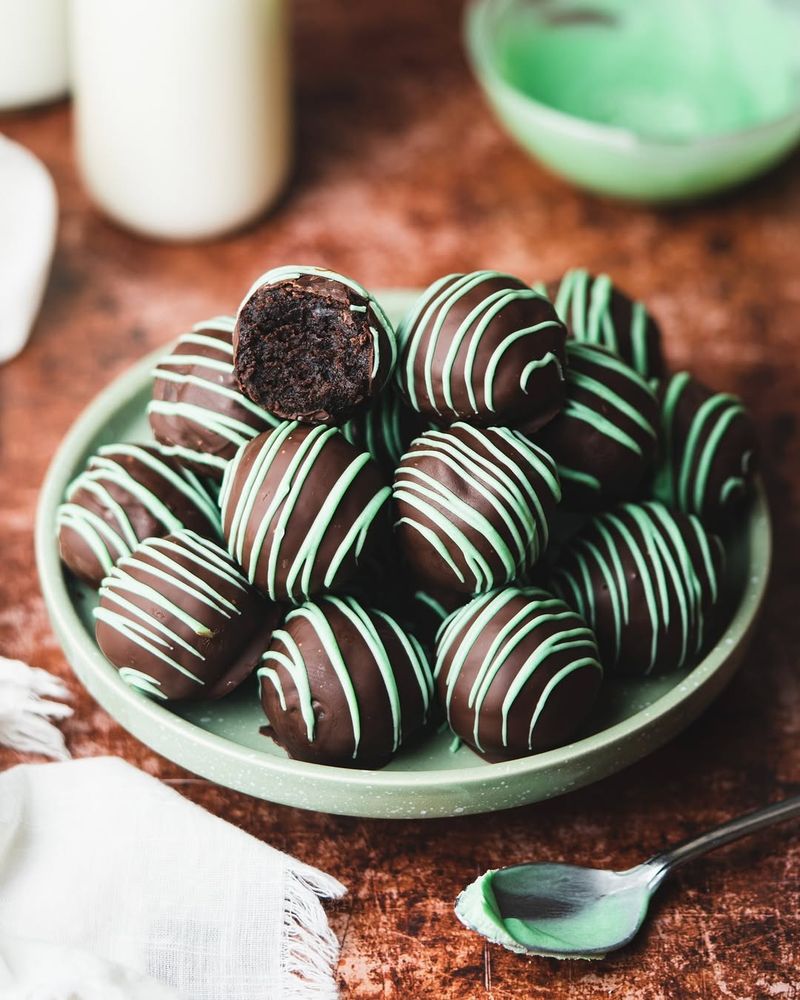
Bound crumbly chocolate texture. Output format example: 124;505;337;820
393;423;561;594
149;316;279;480
550;501;725;676
396;271;567;432
435;586;603;761
259;595;433;768
234;266;397;424
535;341;659;509
95;530;281;702
220;422;391;603
545;268;666;381
57;442;221;588
653;371;757;529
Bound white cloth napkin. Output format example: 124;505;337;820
0;758;346;999
0;657;72;761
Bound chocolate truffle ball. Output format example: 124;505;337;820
57;443;221;588
549;501;725;676
536;341;659;509
234;265;397;424
259;595;433;768
393;423;561;594
341;386;429;478
653;372;757;529
548;269;665;381
220;422;391;603
95;530;281;702
148;316;279;480
435;586;603;761
396;271;567;432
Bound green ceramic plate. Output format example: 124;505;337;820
36;291;772;819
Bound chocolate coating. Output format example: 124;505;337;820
396;271;567;432
259;595;433;768
149;316;279;480
547;269;665;381
220;422;391;603
95;530;281;702
234;265;397;424
536;341;658;509
550;501;725;676
653;372;757;529
435;586;603;761
393;423;561;594
57;442;221;588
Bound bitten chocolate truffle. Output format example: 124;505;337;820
550;501;725;675
548;269;665;381
653;372;757;528
220;422;391;603
149;316;279;480
393;423;561;594
341;386;429;478
435;586;603;761
259;595;433;768
95;530;281;702
396;271;567;432
234;265;397;424
536;341;659;509
57;443;221;588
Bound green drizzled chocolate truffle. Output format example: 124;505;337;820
393;423;561;594
550;501;724;676
435;586;603;761
396;271;567;432
259;595;433;768
341;387;429;478
220;422;391;603
95;530;281;702
149;316;279;480
549;269;665;381
234;265;397;424
536;341;658;509
57;443;221;588
653;372;757;528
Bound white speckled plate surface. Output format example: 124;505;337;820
36;290;772;818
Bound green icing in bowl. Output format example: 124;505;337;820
495;0;800;142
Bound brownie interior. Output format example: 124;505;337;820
237;282;373;420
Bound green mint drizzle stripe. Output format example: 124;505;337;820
94;530;252;692
551;503;720;673
397;271;554;415
438;588;601;751
394;425;559;592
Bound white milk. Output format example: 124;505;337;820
0;0;69;111
69;0;290;240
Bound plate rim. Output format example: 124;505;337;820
35;317;773;813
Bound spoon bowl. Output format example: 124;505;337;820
456;795;800;957
457;861;658;958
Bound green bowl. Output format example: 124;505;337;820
465;0;800;202
36;290;772;818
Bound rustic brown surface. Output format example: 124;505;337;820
1;2;799;997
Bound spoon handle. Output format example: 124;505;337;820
647;794;800;886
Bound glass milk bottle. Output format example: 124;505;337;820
69;0;290;240
0;0;69;111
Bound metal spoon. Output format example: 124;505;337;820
456;795;800;959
